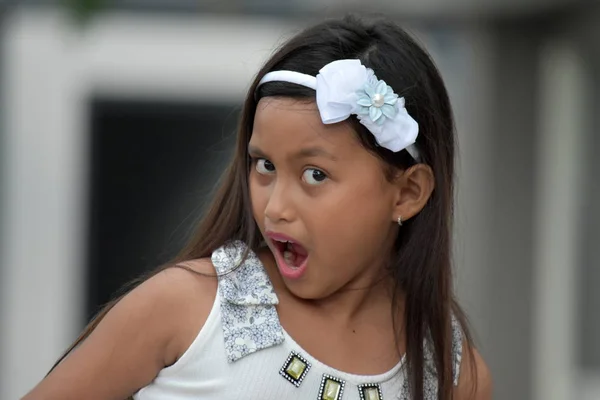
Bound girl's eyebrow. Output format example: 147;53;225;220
247;145;267;158
295;146;338;161
248;144;337;162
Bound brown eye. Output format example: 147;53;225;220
302;168;328;185
256;159;275;174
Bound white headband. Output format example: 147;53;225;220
258;59;420;160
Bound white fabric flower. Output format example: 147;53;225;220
314;60;418;153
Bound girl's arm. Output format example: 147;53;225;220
22;260;217;400
454;346;493;400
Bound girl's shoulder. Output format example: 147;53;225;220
158;258;220;365
22;258;219;400
453;345;492;400
88;259;221;377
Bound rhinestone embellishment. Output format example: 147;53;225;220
318;374;345;400
280;351;311;387
358;383;383;400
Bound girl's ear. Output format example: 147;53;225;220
391;164;435;223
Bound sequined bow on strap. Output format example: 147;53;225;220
212;241;285;362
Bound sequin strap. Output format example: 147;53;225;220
211;241;285;362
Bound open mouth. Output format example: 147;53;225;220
272;239;308;269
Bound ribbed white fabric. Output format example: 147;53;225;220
133;242;461;399
134;289;407;400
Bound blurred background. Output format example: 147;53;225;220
0;0;599;399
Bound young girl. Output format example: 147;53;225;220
24;15;491;400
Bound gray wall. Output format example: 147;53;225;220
448;22;540;399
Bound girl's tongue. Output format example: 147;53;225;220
282;242;308;268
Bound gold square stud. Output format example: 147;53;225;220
280;352;311;387
318;374;345;400
358;383;383;400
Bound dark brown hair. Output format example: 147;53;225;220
51;14;474;400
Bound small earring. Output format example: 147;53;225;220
397;216;403;226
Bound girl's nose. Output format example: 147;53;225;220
264;179;296;223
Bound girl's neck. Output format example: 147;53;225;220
307;275;398;326
258;247;402;326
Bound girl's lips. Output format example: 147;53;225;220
265;231;300;245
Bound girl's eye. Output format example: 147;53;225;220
255;158;276;174
302;168;328;185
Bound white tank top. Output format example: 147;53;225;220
134;241;463;400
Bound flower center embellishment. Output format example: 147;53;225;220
357;76;399;126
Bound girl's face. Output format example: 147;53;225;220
249;97;401;300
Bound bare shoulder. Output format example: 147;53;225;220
149;258;219;364
94;258;219;366
22;257;218;400
151;257;218;307
454;344;492;400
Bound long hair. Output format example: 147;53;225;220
50;15;474;400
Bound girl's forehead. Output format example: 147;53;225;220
250;97;361;154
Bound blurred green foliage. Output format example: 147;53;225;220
63;0;106;23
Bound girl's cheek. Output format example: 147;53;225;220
250;182;268;217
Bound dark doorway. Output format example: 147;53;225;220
85;98;239;321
